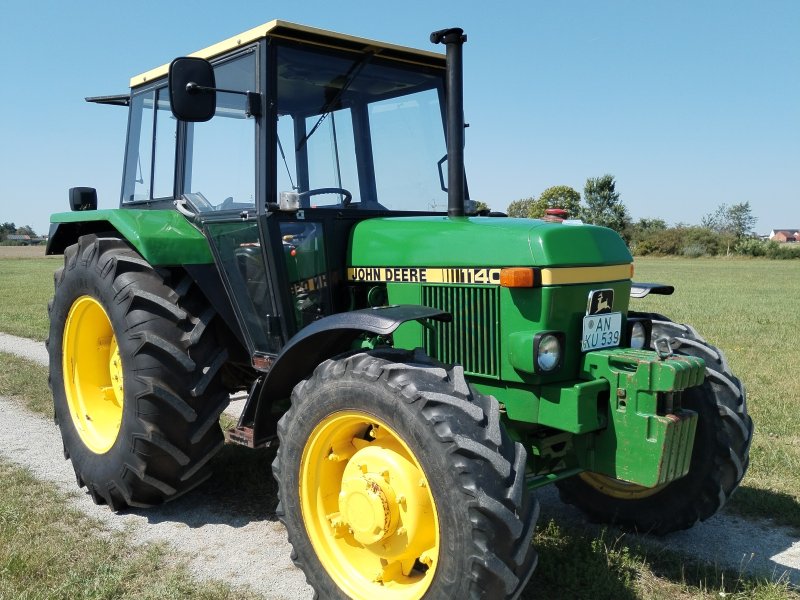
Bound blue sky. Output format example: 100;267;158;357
1;0;797;235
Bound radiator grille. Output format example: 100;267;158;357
421;284;499;378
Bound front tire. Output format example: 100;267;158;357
556;315;753;534
273;349;538;599
48;235;229;509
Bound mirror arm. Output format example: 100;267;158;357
185;82;261;117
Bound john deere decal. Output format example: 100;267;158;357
348;267;502;284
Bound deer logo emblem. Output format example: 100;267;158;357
588;289;614;314
596;293;611;312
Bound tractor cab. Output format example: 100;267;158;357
119;21;459;359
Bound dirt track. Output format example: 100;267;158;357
1;331;799;597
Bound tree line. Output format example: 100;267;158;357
504;176;798;259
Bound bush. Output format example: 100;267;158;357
683;227;725;256
634;228;684;255
734;238;768;257
633;226;723;257
681;244;706;258
633;225;800;260
766;242;800;260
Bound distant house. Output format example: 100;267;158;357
769;229;800;243
6;234;31;243
5;234;45;245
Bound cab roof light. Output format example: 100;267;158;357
500;268;537;288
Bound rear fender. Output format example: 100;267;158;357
47;209;213;265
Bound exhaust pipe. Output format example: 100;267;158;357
431;28;467;218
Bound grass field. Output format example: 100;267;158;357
1;250;799;598
630;258;800;530
0;246;58;341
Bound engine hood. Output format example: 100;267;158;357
348;216;632;268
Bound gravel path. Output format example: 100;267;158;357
1;331;798;595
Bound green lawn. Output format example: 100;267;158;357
0;455;261;600
0;248;57;341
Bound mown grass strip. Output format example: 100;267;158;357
0;352;52;415
0;458;262;600
529;519;796;600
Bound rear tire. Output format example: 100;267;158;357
556;315;753;534
48;235;229;509
273;348;538;599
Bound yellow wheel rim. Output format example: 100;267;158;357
579;472;666;500
300;411;439;599
62;295;124;454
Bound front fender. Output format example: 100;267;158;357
245;305;451;444
630;282;674;298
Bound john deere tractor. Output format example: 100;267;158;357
47;21;752;599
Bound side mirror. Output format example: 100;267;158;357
168;57;216;122
69;187;97;211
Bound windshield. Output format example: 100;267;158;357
275;43;450;211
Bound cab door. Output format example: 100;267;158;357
183;48;286;356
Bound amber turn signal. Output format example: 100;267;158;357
500;268;536;288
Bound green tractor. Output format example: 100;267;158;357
47;21;752;599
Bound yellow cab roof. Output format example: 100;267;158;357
130;20;445;88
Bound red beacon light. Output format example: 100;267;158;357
542;208;569;223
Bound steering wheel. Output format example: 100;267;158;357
298;187;353;207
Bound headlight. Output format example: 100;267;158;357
626;318;652;349
535;332;563;372
630;322;646;349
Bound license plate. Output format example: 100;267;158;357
581;312;622;351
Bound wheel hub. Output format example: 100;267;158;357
62;295;124;454
108;339;124;406
338;472;399;546
300;412;439;599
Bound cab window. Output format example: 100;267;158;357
274;43;449;211
122;87;176;202
184;51;257;212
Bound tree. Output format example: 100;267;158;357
628;218;669;254
16;225;37;237
581;175;630;236
701;202;757;255
633;218;668;234
726;202;757;239
538;185;582;218
0;222;16;242
506;197;544;218
474;201;491;214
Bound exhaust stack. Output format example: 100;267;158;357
431;28;467;218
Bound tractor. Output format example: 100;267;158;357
46;21;752;599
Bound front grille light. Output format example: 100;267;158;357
535;331;564;372
626;318;652;350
